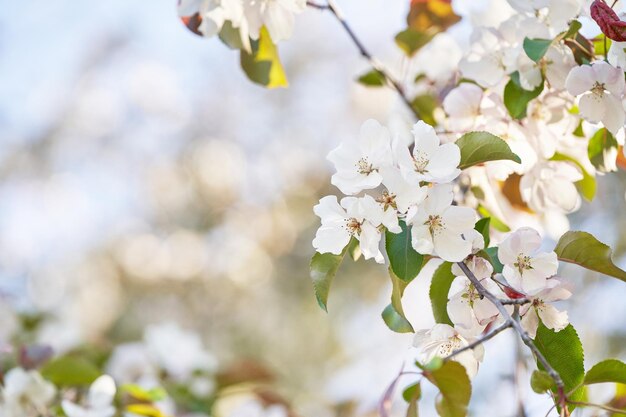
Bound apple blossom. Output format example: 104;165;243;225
396;121;461;185
565;61;626;135
244;0;306;43
520;161;583;214
379;166;428;214
327;119;393;195
406;185;477;262
498;227;558;295
413;324;484;377
61;375;116;417
442;83;484;132
520;279;571;338
0;368;56;417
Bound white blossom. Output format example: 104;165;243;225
61;375;116;417
407;185;476;262
520;161;583;214
498;227;558;295
0;368;56;417
379;167;428;214
565;61;626;135
313;195;399;263
520;279;571;338
608;41;626;69
413;324;484;377
396;121;461;185
327;119;394;195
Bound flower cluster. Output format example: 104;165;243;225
314;119;477;263
177;0;305;49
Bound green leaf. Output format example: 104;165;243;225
403;382;422;417
456;131;521;170
382;304;415;333
386;220;424;283
310;238;354;312
474;217;491;247
240;26;288;88
122;384;168;402
562;19;582;39
425;361;471;417
411;94;438;126
531;370;555;393
555;231;626;282
481;247;503;274
387;267;414;333
551;152;596;201
523;37;552;62
503;71;543;119
534;323;586;404
357;69;386;87
347;237;362;261
40;356;100;386
588;128;619;173
477;205;510;232
594;34;612;56
395;28;434;57
429;262;454;326
584;359;626;385
218;21;244;50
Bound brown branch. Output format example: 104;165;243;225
566;400;626;415
306;0;417;117
445;321;512;360
455;262;566;405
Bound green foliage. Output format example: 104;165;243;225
480;247;503;273
403;382;422;417
40;356;100;386
411;94;438;126
383;268;415;333
584;359;626;385
530;370;555;393
456;131;521;170
594;34;612;56
503;71;543;119
429;262;455;326
523;38;552;62
588;128;619;173
218;21;244;50
550;152;596;201
240;27;288;88
425;361;471;417
477;205;510;232
562;20;582;39
357;69;386;87
386;220;425;283
395;28;434;56
122;384;168;402
555;231;626;282
474;217;491;247
310;238;355;311
534;323;586;404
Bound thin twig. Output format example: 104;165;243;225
567;401;626;415
306;0;417;117
445;321;512;360
500;298;531;305
456;262;567;406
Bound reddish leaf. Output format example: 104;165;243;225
590;0;626;42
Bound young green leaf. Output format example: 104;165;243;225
240;26;288;88
481;247;504;273
357;69;386;87
584;359;626;385
523;37;552;62
411;94;438;126
562;19;582;39
588;128;619;173
456;131;521;170
218;21;244;50
425;361;471;417
382;304;415;333
386;220;424;283
555;231;626;282
403;382;422;417
477;205;511;232
395;28;434;57
530;370;555;393
40;356;100;386
503;71;543;119
534;323;586;404
388;267;414;333
310;239;354;312
429;262;454;326
474;217;491;247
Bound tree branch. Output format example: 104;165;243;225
445;321;512;360
306;0;417;117
455;262;566;403
500;298;531;305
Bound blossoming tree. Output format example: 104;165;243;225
3;0;626;416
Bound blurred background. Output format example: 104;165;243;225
1;1;625;416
